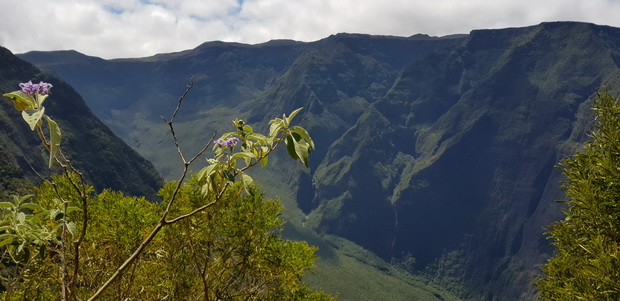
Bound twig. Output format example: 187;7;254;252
162;76;194;163
164;182;229;224
88;77;217;300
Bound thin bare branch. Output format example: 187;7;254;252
164;76;194;125
88;76;221;300
165;182;230;224
161;76;195;164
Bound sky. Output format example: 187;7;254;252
1;0;620;59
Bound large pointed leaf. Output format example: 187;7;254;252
16;212;26;224
258;145;270;167
260;154;268;167
19;203;45;212
0;235;16;248
231;152;256;160
289;126;315;149
285;135;299;161
65;221;77;237
287;107;303;124
35;93;49;107
201;183;210;198
283;107;303;128
241;172;255;193
247;132;268;144
0;202;15;209
197;164;217;182
293;139;311;168
21;107;45;131
45;116;62;168
3;91;35;111
269;119;284;139
66;206;83;214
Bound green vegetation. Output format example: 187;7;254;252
0;80;331;300
1;175;330;300
535;92;620;300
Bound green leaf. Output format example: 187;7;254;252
223;170;235;183
201;183;210;197
247;132;268;144
35;93;49;107
45;115;62;168
65;221;77;237
0;202;16;209
17;242;26;257
16;212;26;224
3;91;35;111
15;195;33;206
287;107;303;124
241;172;255;193
19;203;45;212
233;151;256;167
66;206;83;214
289;126;315;149
198;164;218;181
260;154;269;167
49;209;61;220
269;119;284;138
285;135;299;161
293;138;311;168
282;107;303;130
200;164;221;197
21;107;45;131
286;132;311;168
0;235;16;248
232;152;256;160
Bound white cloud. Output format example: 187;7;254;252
0;0;619;59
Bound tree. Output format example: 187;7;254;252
536;92;620;300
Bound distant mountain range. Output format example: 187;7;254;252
15;21;620;300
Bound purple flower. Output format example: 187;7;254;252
215;137;240;148
19;80;52;96
37;81;53;95
19;80;38;96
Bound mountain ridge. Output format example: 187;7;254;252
17;21;620;300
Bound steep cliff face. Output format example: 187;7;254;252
0;47;163;200
18;22;620;300
311;22;620;299
20;33;464;179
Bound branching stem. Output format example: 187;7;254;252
88;77;220;300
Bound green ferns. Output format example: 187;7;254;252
536;92;620;300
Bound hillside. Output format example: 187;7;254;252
18;21;620;300
309;22;620;299
0;46;163;200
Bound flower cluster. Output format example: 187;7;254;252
19;80;53;96
214;137;240;148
